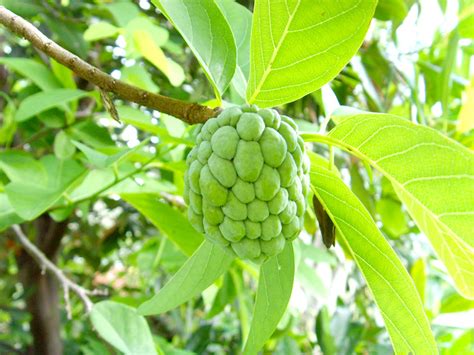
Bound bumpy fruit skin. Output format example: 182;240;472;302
184;104;310;263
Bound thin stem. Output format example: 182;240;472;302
12;225;100;313
0;6;218;124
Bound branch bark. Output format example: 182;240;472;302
0;6;218;124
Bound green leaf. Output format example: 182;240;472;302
274;337;301;355
457;77;474;133
54;131;76;160
410;259;427;304
124;17;169;52
121;193;203;256
246;0;377;107
68;168;116;202
68;120;115;148
15;89;91;122
72;138;148;169
138;240;234;316
84;22;121;41
121;64;159;93
116;106;192;145
153;0;236;101
459;5;474;39
207;272;237;318
297;260;327;299
440;292;474;314
376;198;408;238
133;30;185;87
0;58;61;90
90;301;157;355
243;242;294;355
4;155;85;220
309;156;437;354
0;194;23;232
308;112;474;299
106;1;140;27
374;0;409;23
51;59;77;90
315;306;337;355
216;0;252;99
0;151;43;183
0;0;43;17
440;31;459;114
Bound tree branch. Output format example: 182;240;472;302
12;224;102;314
0;6;218;124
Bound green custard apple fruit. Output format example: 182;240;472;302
184;104;310;263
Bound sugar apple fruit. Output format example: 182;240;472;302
184;104;310;263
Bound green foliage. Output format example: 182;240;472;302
247;0;377;107
90;301;157;355
15;89;91;122
0;0;472;353
243;242;295;354
153;0;236;101
184;105;310;261
309;154;437;354
306;112;474;298
138;241;234;316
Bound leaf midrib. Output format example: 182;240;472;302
248;0;301;103
310;175;434;352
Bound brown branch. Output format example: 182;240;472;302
0;6;218;124
12;224;103;314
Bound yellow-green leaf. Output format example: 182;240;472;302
303;112;474;299
309;157;437;354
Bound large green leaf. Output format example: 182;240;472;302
309;157;437;354
152;0;236;101
243;243;294;355
90;301;157;355
216;0;252;99
0;58;61;90
246;0;377;107
121;193;203;256
303;112;474;299
3;155;85;220
138;240;234;316
15;89;91;122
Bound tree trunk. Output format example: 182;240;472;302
17;215;68;355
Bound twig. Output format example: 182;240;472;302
0;6;217;124
12;224;102;314
161;192;186;208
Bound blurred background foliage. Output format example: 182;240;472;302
0;0;473;354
